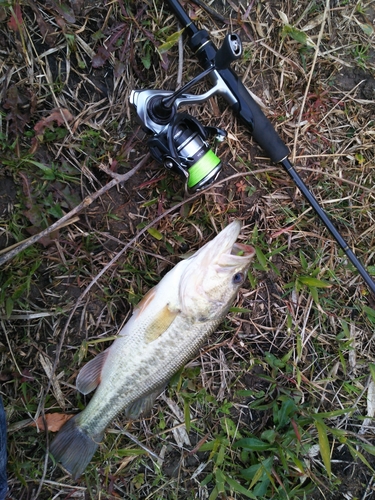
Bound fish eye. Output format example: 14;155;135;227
232;272;244;284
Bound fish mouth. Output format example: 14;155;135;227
216;240;255;268
189;220;255;268
231;242;256;258
215;224;255;268
212;220;255;260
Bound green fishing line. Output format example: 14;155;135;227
187;150;220;189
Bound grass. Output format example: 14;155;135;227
1;0;375;498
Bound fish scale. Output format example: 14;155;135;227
50;220;255;479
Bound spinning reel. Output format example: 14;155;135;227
129;34;242;191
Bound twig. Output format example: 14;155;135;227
190;0;228;23
46;157;375;370
291;167;375;195
0;154;150;266
120;430;161;461
176;23;184;88
291;0;331;162
0;217;80;256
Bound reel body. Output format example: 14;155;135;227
129;88;227;192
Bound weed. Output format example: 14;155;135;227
352;43;371;69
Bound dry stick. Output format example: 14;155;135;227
0;217;80;256
291;0;331;163
288;167;375;195
0;154;150;266
176;23;184;88
47;161;374;385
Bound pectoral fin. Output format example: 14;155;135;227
135;285;179;343
76;349;109;395
145;304;179;343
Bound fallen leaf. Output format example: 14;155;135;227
47;0;76;23
92;45;111;68
8;2;23;32
31;108;73;153
33;413;74;432
34;108;73;137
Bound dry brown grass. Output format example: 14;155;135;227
1;0;375;498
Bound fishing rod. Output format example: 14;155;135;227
129;0;375;297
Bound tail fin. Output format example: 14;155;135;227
50;414;103;479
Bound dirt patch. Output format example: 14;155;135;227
307;444;375;500
335;66;375;100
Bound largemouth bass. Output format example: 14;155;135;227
50;220;255;478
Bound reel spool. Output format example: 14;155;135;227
147;113;226;191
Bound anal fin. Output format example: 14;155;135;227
125;384;166;420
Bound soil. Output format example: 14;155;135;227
335;66;375;100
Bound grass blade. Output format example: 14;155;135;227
315;419;331;478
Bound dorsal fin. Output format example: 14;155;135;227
134;286;157;316
76;349;109;395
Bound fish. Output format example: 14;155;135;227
50;220;255;479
